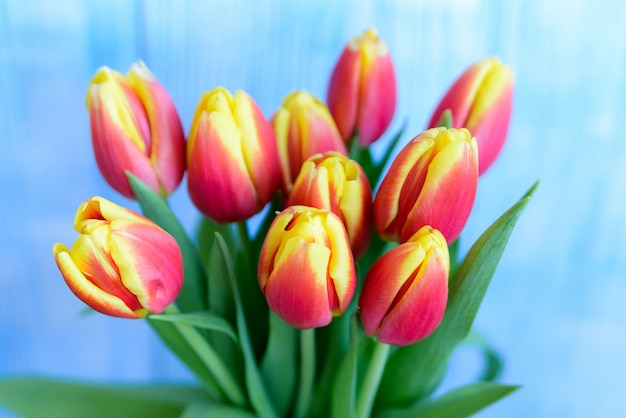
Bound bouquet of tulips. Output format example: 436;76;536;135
0;29;535;418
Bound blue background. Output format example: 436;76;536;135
1;0;625;417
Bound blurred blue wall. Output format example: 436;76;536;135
1;0;625;417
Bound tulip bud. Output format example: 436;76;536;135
52;197;183;319
258;206;356;329
359;226;449;346
272;91;347;193
427;57;514;175
287;152;372;259
86;61;186;198
374;127;478;244
327;28;397;146
187;88;281;223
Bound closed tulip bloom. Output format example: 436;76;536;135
258;206;356;329
52;197;183;319
187;88;280;223
359;226;449;346
272;91;347;193
427;57;514;175
86;61;186;198
374;127;478;244
287;152;372;259
327;28;396;146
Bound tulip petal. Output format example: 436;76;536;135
127;61;186;196
108;220;183;314
357;40;396;146
234;90;281;204
323;212;356;313
53;243;145;319
359;243;427;337
75;196;152;231
187;111;258;222
466;67;514;174
88;88;160;198
264;235;333;329
400;130;478;243
377;249;448;346
328;46;360;141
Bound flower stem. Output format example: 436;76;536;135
295;328;316;418
356;341;390;418
164;305;246;407
237;220;251;258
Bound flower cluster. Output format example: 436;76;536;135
48;28;528;418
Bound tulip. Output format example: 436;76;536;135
272;91;347;193
187;88;281;223
258;206;356;329
86;61;186;198
52;197;183;319
374;127;478;244
327;28;396;146
287;152;372;259
427;57;514;175
359;226;449;346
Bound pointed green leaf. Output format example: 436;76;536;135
181;401;256;418
261;312;297;417
149;312;238;344
127;172;206;313
308;314;351;418
146;319;223;401
0;377;209;418
377;184;536;408
463;330;504;381
213;233;278;418
377;382;520;418
331;317;369;418
435;109;453;129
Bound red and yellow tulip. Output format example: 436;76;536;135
327;28;396;146
374;127;478;244
272;91;347;193
427;57;514;175
86;61;186;198
187;88;281;223
258;206;356;329
52;197;183;319
287;152;372;259
359;226;449;346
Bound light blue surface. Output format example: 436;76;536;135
1;1;625;417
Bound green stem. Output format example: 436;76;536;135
295;328;316;418
237;220;251;255
164;305;246;407
356;341;390;418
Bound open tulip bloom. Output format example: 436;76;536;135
0;29;537;418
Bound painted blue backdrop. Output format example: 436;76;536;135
1;0;625;417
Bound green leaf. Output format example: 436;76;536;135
463;330;504;381
331;318;365;418
261;312;297;417
308;314;351;418
213;233;278;418
149;312;238;344
181;401;256;418
377;183;536;408
376;382;520;418
127;172;206;313
197;216;238;319
146;319;223;401
0;377;209;418
435;109;453;129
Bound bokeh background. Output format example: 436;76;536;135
1;0;625;417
